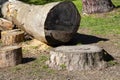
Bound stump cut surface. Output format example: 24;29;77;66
1;29;24;46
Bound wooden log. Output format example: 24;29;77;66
1;29;24;46
0;45;22;67
47;45;108;71
1;1;80;45
0;18;14;30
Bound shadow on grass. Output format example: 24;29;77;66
67;33;109;45
116;5;120;8
22;57;36;64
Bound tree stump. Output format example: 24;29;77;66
2;1;80;45
82;0;115;14
0;45;22;67
47;45;108;71
1;29;24;46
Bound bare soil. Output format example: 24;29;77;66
0;28;120;80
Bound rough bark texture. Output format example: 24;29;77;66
1;29;24;46
2;1;80;45
82;0;115;14
0;45;22;67
47;45;108;71
0;18;14;30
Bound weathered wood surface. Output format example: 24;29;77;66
2;1;80;45
47;45;108;71
0;18;14;30
0;45;22;67
82;0;115;14
0;0;17;16
1;29;24;46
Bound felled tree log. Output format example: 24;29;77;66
47;45;109;71
1;29;24;46
82;0;115;14
2;1;80;45
0;45;22;67
0;18;14;30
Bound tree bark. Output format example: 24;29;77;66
47;45;109;71
0;45;22;67
1;1;80;45
82;0;115;14
1;29;24;46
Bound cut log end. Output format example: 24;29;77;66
47;45;111;71
53;45;103;53
45;1;80;45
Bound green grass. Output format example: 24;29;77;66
80;13;120;35
73;0;82;12
73;0;120;35
60;64;66;70
107;60;119;67
11;53;55;75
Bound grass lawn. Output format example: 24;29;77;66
73;0;120;35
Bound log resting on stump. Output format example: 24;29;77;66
47;45;110;71
2;1;80;45
0;45;22;67
1;29;24;46
82;0;115;14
